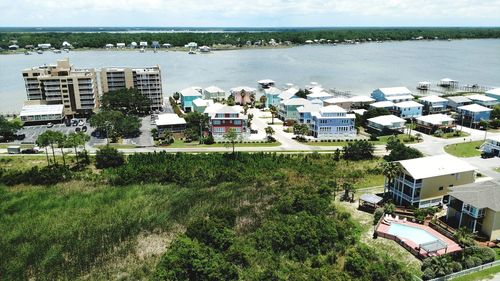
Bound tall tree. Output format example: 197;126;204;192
36;130;64;165
101;88;151;115
0;116;22;141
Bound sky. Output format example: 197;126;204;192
1;0;500;27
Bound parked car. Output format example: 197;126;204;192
78;120;85;126
47;122;54;128
65;120;71;127
21;148;38;154
15;134;26;140
75;127;81;132
82;126;87;132
71;119;79;126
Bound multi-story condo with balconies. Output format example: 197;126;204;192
100;66;163;110
22;59;99;117
386;154;476;208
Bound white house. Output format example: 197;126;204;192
185;42;198;48
204;86;226;100
19;104;65;124
116;43;126;48
367;115;406;132
105;43;114;48
140;42;148;47
371;87;413;102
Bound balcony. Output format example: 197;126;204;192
390;188;420;202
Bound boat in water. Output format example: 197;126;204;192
24;51;31;55
37;50;43;54
53;49;62;54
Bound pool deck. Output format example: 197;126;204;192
376;218;461;258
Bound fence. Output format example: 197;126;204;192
427;260;500;281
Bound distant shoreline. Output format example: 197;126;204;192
2;27;500;51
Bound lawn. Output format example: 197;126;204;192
307;134;420;147
444;140;483;157
162;140;281;148
453;265;500;281
435;131;470;139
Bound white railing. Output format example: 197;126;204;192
426;260;500;281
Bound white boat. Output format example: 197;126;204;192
188;48;196;54
53;49;61;54
140;47;145;53
37;50;43;54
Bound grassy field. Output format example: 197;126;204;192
307;134;419;147
444;141;483;157
162;140;281;148
453;265;500;281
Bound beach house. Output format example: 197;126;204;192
467;94;499;108
367;115;406;133
481;135;500;157
457;104;493;123
208;105;248;139
419;95;449;114
415;114;455;134
371;87;414;102
230;86;256;105
309;105;356;139
394;101;423;118
279;98;311;121
324;97;352;110
264;87;283;108
370;101;396;111
446;96;473;111
348;95;375;108
180;87;203;112
155;113;187;135
386;155;476;208
204;86;226;100
192;98;214;113
306;90;333;102
445;181;500;240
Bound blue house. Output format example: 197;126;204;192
371;87;413;102
264;87;282;108
310;105;356;139
457;104;493;123
394;101;423;119
419;95;448;113
467;94;499;108
297;104;322;125
180;87;203;112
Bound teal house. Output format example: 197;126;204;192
180;87;203;112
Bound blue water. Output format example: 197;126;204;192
388;223;440;245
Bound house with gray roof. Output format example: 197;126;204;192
445;181;500;241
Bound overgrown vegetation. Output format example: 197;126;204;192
0;152;407;280
421;247;496;280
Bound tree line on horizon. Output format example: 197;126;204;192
2;27;500;49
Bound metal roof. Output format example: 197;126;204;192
155;114;186;126
398;154;477;180
20;104;64;117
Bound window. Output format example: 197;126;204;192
438;186;444;191
234;120;241;125
213;120;221;125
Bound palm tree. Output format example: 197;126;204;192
36;130;62;165
454;227;476;248
269;105;278;124
247;113;254;129
265;126;275;141
240;90;247;105
380;162;402;199
259;95;267;108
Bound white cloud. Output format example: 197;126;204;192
3;0;500;26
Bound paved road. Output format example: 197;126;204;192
408;126;500;180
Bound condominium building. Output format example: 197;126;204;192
22;59;99;117
386;155;476;208
100;66;164;110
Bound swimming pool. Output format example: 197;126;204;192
388;223;441;245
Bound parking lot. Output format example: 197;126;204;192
15;120;92;144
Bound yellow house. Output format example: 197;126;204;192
386;154;476;208
445;181;500;241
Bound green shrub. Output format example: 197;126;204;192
95;146;125;169
373;208;384;225
422;267;435;280
451;261;462;273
